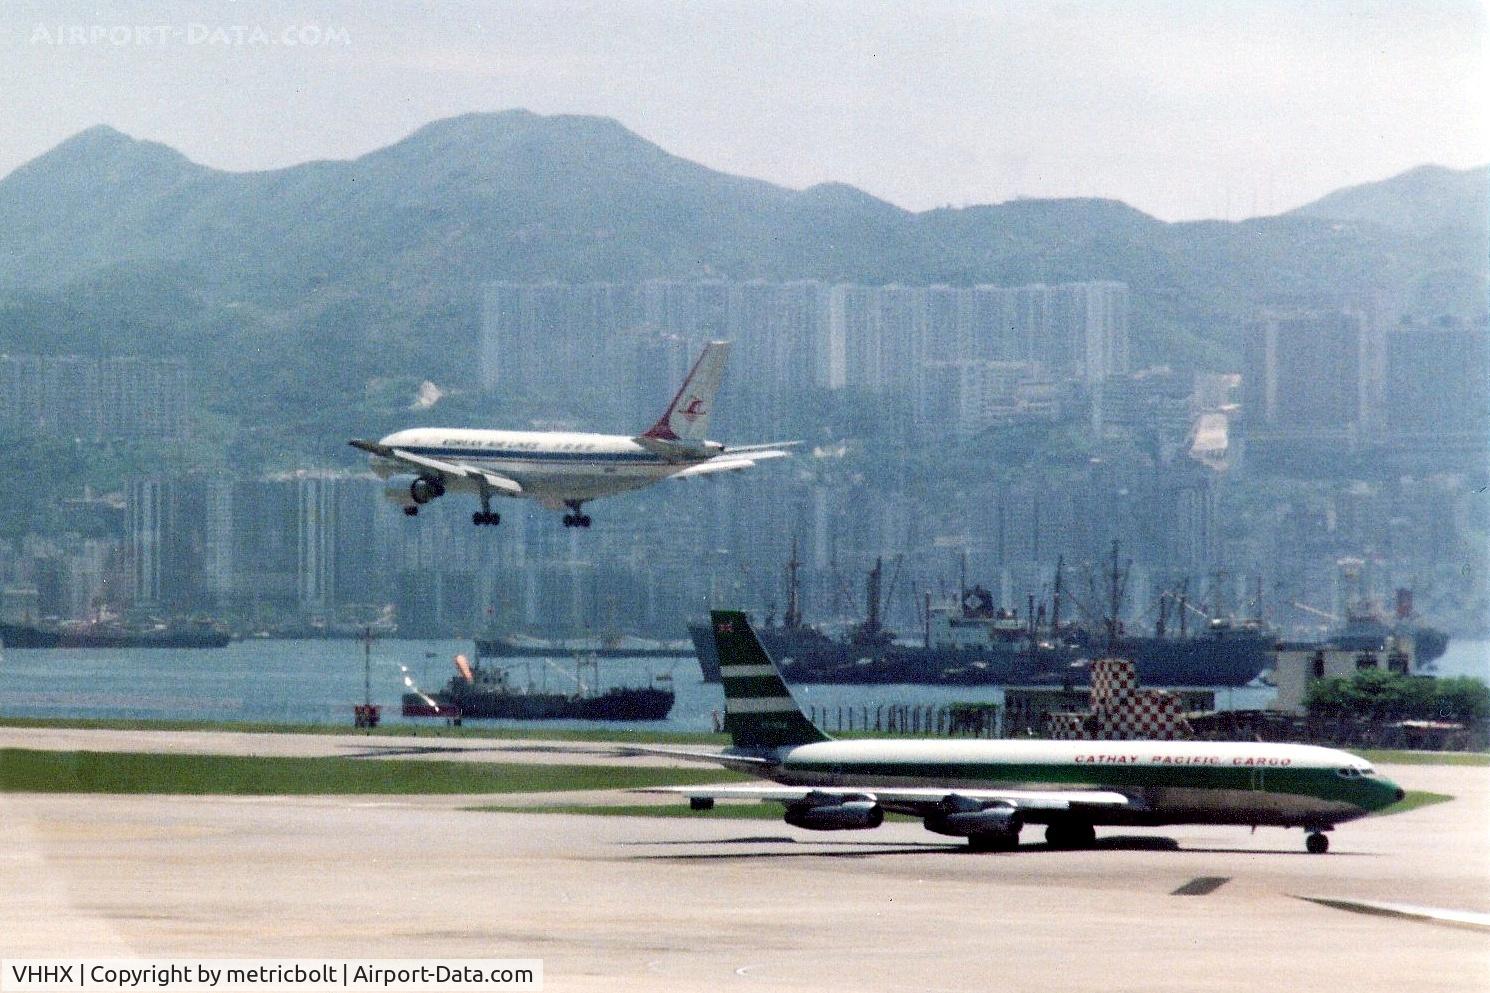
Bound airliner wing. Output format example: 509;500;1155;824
392;449;524;496
636;784;1132;815
349;440;523;496
666;451;792;481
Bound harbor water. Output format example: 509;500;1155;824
1;637;1486;734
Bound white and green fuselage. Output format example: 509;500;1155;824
676;610;1405;849
756;737;1402;829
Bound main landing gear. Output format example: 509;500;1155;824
1045;822;1097;849
967;829;1020;853
1306;831;1331;854
561;500;592;528
471;488;500;527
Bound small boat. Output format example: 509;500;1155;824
402;651;674;721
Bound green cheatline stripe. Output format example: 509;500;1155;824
785;758;1370;801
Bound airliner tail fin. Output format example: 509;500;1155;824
641;341;730;446
711;609;830;750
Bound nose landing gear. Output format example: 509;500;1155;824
1306;832;1330;854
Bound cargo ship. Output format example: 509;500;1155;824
401;652;674;721
690;545;1272;689
1327;587;1448;666
1291;565;1449;667
475;631;692;659
0;617;232;649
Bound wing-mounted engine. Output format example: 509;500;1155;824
922;793;1023;838
384;473;445;509
782;790;885;831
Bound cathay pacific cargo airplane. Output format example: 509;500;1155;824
640;611;1406;853
351;342;794;528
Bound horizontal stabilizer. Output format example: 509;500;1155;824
619;746;777;774
667;458;758;480
725;441;803;455
667;451;791;481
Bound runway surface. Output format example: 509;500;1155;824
2;732;1487;992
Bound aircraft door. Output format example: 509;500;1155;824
1249;767;1265;792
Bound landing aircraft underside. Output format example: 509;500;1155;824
350;342;794;528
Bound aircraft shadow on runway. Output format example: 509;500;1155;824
621;834;1378;861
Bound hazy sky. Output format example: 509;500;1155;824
1;1;1484;221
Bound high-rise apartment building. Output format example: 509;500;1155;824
0;355;190;442
478;279;1131;417
1243;307;1385;446
1385;317;1489;445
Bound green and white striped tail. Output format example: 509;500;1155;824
711;609;830;750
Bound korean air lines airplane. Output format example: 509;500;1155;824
640;611;1406;854
351;342;794;528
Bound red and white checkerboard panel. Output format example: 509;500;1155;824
1047;713;1088;739
1044;659;1192;740
1090;657;1139;708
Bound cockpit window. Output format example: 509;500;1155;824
1336;767;1358;778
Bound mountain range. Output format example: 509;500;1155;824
0;109;1483;463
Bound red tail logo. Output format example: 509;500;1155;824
680;396;706;422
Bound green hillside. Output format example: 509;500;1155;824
0;110;1483;473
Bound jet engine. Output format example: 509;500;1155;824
783;792;884;831
922;794;1023;838
384;474;445;508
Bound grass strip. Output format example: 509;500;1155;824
1357;749;1489;767
0;716;726;745
1369;790;1454;817
0;749;747;795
